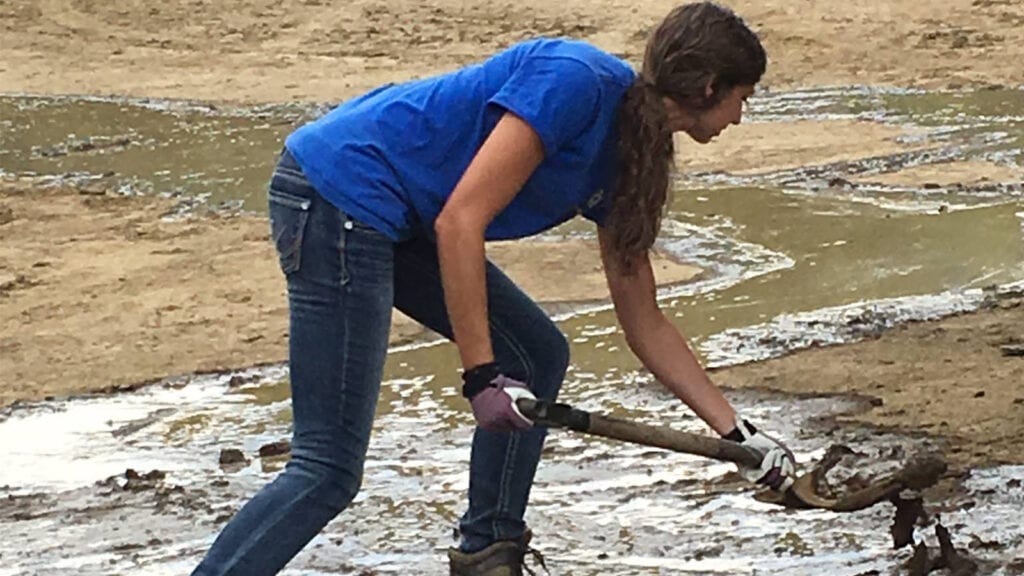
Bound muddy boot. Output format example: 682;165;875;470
448;530;547;576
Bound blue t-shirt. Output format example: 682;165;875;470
285;38;636;241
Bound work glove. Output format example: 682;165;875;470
461;362;535;432
725;417;796;492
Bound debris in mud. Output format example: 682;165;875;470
97;468;167;492
110;407;176;438
218;448;247;466
810;444;865;498
258;440;290;458
907;541;934;576
0;272;38;295
35;135;135;158
773;531;815;557
1000;344;1024;357
936;523;979;575
227;373;262;387
809;444;945;506
890;495;927;549
0;203;13;225
904;522;980;576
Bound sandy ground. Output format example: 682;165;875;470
853;160;1024;188
1;0;1022;105
675;120;932;176
0;177;699;408
1;0;1023;474
716;290;1024;470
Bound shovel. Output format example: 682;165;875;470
516;398;946;512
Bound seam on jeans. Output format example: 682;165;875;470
214;475;330;575
267;187;312;210
337;211;352;431
494;431;519;538
337;209;350;286
491;318;535;389
489;318;534;528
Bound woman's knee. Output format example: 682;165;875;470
287;445;366;513
502;320;569;400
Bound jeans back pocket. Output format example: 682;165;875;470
269;188;312;275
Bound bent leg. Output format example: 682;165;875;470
393;237;570;553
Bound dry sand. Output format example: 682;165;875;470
2;0;1022;104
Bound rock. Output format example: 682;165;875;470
905;541;932;576
218;448;247;465
0;204;13;225
1000;344;1024;357
122;468;167;491
890;496;926;549
936;523;978;576
258;440;291;458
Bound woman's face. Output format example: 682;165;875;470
664;84;755;144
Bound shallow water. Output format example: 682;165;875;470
2;356;1022;574
2;87;1023;574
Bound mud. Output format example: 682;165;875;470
3;375;1022;574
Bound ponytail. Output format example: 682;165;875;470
606;78;674;273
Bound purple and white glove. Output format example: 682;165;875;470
462;362;535;432
725;417;796;492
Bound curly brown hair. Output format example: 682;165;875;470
607;2;766;272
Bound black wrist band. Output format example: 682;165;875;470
723;419;756;442
461;362;500;399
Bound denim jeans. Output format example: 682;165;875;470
192;150;569;576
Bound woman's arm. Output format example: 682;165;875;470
434;112;545;369
597;228;737;435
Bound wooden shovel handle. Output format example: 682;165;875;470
517;398;762;468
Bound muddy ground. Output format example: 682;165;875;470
1;3;1023;569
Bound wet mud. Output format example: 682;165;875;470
3;380;1022;575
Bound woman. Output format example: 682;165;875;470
192;3;796;575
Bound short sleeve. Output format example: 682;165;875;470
488;57;602;156
580;187;612;226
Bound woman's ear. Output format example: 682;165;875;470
703;74;717;101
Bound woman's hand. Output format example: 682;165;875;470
730;418;796;492
462;363;536;432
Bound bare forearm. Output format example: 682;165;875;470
432;112;544;370
436;226;494;369
626;313;736;435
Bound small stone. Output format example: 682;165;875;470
219;448;247;465
0;204;14;225
1000;344;1024;357
973;390;985;398
258;440;291;458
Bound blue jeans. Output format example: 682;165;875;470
192;151;569;576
